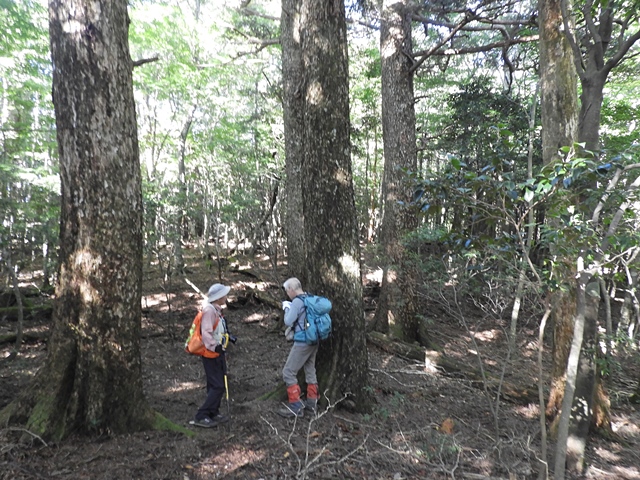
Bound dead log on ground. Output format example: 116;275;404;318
367;331;537;404
0;304;53;321
228;266;262;280
0;330;49;345
245;288;281;310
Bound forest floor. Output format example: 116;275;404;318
1;249;640;480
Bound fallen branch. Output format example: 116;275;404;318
3;427;49;447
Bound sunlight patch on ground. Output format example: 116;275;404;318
523;339;540;355
612;415;640;437
237;280;260;290
244;312;265;323
514;403;539;420
142;293;169;308
192;445;266;477
366;268;383;283
593;446;621;463
471;329;500;342
586;464;640;479
165;381;200;393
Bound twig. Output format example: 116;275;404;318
4;427;48;447
442;446;461;479
372;437;414;456
185;277;207;299
370;368;422;388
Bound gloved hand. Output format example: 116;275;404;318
282;300;291;310
214;344;224;353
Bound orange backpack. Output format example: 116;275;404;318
185;310;220;358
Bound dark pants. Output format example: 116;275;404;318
195;354;225;421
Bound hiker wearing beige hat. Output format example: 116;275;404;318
192;283;233;428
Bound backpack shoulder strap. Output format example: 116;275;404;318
292;294;309;329
200;306;221;334
294;293;310;308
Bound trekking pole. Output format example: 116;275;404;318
222;334;231;431
224;373;230;415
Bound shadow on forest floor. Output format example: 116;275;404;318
1;249;640;479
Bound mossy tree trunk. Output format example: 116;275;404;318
0;0;155;440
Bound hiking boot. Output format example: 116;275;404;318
192;416;216;428
191;414;228;428
213;413;230;424
277;401;304;418
304;398;318;415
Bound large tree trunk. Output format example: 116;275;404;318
538;1;584;477
578;75;606;152
370;0;421;345
546;289;575;423
298;0;372;412
0;0;154;440
281;0;306;280
540;0;578;426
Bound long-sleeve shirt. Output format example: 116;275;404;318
201;302;226;352
284;295;307;341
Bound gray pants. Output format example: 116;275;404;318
282;342;319;386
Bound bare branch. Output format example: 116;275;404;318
412;35;537;58
132;56;159;68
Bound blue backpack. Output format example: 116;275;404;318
293;294;332;345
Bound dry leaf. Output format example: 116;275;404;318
440;418;454;434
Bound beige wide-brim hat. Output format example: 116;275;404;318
207;283;231;303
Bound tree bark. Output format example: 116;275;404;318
565;281;599;474
578;75;606;152
0;0;155;440
298;0;372;412
371;0;421;345
281;0;306;281
539;0;578;167
539;0;579;428
2;250;24;360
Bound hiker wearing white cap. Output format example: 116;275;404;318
192;283;232;428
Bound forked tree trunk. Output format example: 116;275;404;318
297;0;372;412
0;0;155;440
371;0;421;345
